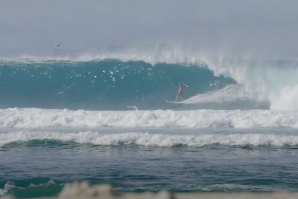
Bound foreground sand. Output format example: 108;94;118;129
3;182;298;199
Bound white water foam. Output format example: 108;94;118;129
1;131;298;147
180;85;269;109
182;85;252;104
1;108;298;129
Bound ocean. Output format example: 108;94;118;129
1;58;298;198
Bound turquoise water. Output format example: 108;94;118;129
1;59;298;198
0;60;233;109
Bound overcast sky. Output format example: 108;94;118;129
0;0;298;59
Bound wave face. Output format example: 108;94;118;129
0;59;233;110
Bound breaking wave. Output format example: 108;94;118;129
2;50;298;111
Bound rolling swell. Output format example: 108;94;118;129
0;59;233;109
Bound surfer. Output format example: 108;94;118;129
175;83;188;102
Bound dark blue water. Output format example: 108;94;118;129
1;140;298;198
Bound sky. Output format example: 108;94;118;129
0;0;298;59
